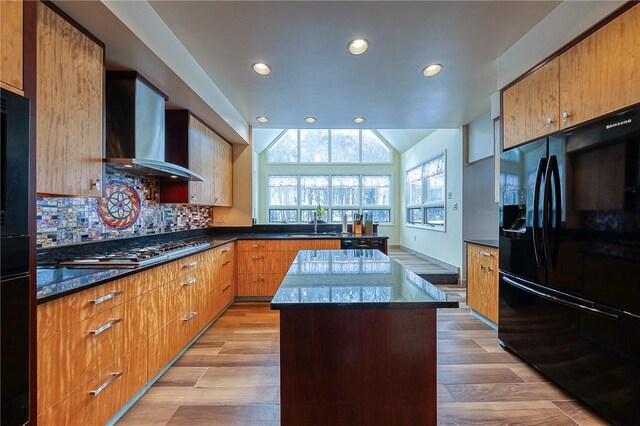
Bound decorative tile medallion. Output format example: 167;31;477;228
98;180;141;229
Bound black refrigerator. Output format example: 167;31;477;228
499;105;640;425
1;89;31;425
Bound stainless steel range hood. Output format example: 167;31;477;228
104;71;204;181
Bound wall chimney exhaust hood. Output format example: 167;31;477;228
104;71;204;181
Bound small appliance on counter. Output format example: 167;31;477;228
498;105;640;425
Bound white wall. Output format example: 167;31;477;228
400;129;463;268
467;111;493;163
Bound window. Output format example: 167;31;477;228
266;129;392;163
267;174;392;223
405;151;446;231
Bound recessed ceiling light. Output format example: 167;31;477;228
422;64;443;77
123;164;133;168
256;116;269;123
353;117;366;124
348;38;369;55
170;175;178;179
252;62;271;75
304;117;317;124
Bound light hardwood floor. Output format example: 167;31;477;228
118;295;607;425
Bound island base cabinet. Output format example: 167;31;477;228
38;342;147;426
279;308;437;426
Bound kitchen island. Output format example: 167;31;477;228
271;249;459;426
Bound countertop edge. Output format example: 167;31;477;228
270;301;459;310
464;239;499;249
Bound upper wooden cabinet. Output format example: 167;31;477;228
502;4;639;149
560;5;640;129
0;0;23;94
36;3;104;196
503;58;559;149
164;110;233;206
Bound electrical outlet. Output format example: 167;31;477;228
448;192;452;199
452;203;458;210
414;235;417;241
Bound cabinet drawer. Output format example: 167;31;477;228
237;273;283;297
38;307;121;413
147;313;187;380
157;252;202;282
39;342;147;426
238;251;284;274
467;244;498;263
237;239;292;252
294;239;341;251
147;272;199;335
37;269;156;339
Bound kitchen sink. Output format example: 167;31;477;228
287;232;339;237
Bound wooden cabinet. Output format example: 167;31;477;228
36;2;104;196
237;239;339;296
37;244;237;424
0;0;23;94
466;243;498;324
560;4;640;129
164;110;233;206
215;135;233;206
503;58;559;150
502;4;640;149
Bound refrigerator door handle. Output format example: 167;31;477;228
502;275;619;320
542;156;555;270
533;157;547;269
550;156;562;266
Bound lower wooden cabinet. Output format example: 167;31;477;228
37;242;237;424
466;243;499;324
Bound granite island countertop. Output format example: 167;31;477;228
271;249;459;309
37;232;388;303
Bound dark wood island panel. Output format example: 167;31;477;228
280;307;437;425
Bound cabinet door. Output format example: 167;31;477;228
466;245;499;324
560;5;640;128
0;0;23;93
36;3;104;196
215;135;233;206
188;116;217;205
503;58;559;149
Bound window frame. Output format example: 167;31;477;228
404;150;447;232
266;129;393;165
267;173;394;224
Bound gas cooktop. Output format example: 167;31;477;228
58;240;211;269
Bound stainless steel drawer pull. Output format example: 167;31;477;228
488;267;494;272
89;371;123;397
90;290;123;305
252;256;264;260
480;264;485;270
182;278;198;287
252;244;265;248
184;261;198;268
222;284;232;291
222;260;231;266
222;248;231;253
90;318;122;336
479;251;493;257
182;311;198;321
251;277;264;282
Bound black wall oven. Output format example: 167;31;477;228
499;105;640;425
1;88;31;425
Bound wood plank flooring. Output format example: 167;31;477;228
118;294;608;425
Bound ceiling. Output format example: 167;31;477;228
148;0;560;130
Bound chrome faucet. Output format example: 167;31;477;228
313;212;318;233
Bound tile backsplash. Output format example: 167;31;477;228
37;171;213;248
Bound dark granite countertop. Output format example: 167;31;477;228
37;232;388;303
465;239;499;248
271;249;459;310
